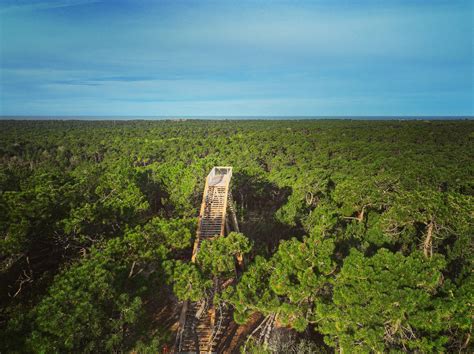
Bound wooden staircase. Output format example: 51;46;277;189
176;167;236;353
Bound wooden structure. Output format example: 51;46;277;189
175;167;238;353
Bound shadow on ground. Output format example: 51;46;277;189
232;172;304;256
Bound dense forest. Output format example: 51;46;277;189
0;119;472;353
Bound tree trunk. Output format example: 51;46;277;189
423;219;434;258
357;208;365;222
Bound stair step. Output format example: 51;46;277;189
177;170;235;352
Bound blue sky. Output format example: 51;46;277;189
0;0;472;116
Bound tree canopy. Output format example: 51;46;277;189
0;119;472;352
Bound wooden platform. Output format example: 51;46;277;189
176;167;235;353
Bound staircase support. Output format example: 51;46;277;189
176;167;239;353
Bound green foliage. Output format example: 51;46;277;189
315;249;452;352
227;232;336;332
225;256;280;324
241;338;272;354
1;119;472;352
270;233;335;302
30;273;143;352
144;216;195;251
62;159;149;242
380;190;473;256
165;260;212;302
275;189;307;227
96;158;149;216
0;170;73;256
269;233;336;330
140;161;197;216
167;232;252;302
197;232;252;276
5;217;193;352
132;335;172;354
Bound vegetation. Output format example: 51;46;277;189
0;119;472;352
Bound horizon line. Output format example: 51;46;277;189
1;115;473;120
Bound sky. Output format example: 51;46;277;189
0;0;472;117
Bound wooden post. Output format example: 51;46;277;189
192;172;210;263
